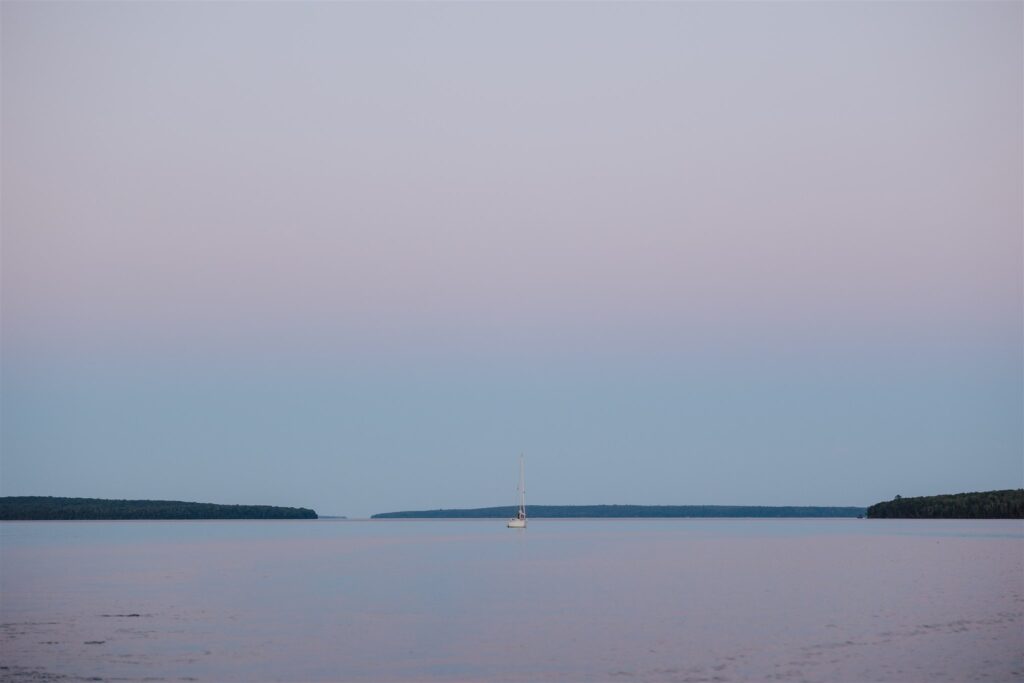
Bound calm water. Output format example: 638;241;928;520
1;519;1021;682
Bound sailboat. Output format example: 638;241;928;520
507;455;526;528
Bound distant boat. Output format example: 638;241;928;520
507;455;526;529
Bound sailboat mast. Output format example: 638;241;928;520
519;454;526;515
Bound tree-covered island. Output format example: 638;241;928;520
0;496;318;520
866;489;1023;519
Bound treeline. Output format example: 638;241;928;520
372;504;867;519
866;490;1024;519
0;496;318;520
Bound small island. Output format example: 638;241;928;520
372;504;867;519
866;489;1023;519
0;496;318;520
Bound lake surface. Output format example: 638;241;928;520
1;519;1021;682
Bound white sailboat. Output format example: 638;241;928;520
507;455;527;528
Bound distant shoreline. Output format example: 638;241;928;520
0;496;318;520
376;490;1024;520
372;504;868;519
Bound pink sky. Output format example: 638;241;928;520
2;1;1021;515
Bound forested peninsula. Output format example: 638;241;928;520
372;504;867;519
0;496;318;520
866;490;1023;519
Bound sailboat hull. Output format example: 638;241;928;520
507;518;526;528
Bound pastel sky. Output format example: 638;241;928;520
2;1;1021;518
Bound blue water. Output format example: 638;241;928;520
3;516;1020;547
2;519;1021;682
